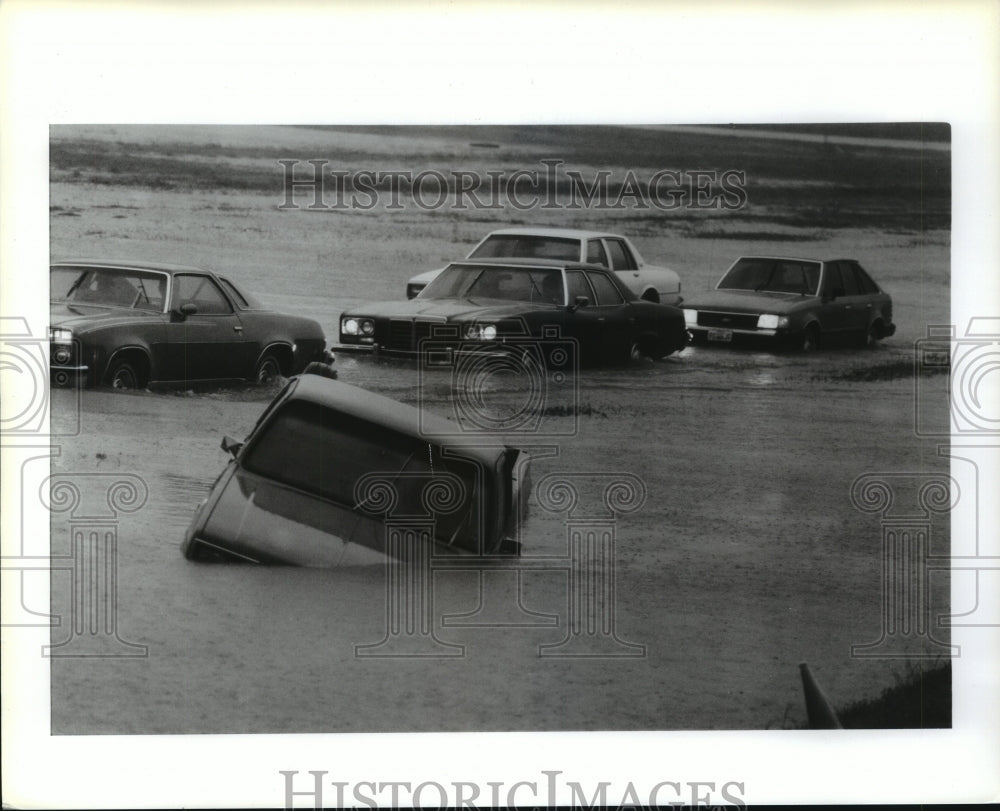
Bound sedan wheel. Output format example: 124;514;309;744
107;360;139;390
254;354;282;385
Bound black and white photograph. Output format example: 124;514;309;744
2;3;998;809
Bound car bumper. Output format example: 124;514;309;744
50;364;90;387
687;326;782;343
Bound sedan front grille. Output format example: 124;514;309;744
388;319;414;352
697;311;760;330
385;318;449;352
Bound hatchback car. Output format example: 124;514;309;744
682;256;896;350
182;375;528;566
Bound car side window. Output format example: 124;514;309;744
219;278;250;309
850;262;880;294
836;261;862;296
604;239;637;271
586;239;609;267
821;264;844;298
173;274;234;315
585;271;625;305
566;270;595;304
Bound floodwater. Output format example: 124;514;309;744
46;337;951;734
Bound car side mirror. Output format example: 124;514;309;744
175;302;198;319
220;435;243;457
574;295;589;308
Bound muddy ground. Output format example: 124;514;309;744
46;125;952;732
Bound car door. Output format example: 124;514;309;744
830;261;870;335
563;269;633;363
817;262;854;335
844;260;885;329
158;273;250;381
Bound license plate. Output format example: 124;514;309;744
707;328;733;342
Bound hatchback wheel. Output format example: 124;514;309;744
859;321;883;349
801;324;821;351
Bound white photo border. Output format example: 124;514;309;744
2;1;998;807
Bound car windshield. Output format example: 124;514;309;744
420;264;565;305
51;266;168;311
717;258;821;295
242;399;492;551
469;235;580;261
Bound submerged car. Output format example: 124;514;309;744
182;375;527;566
50;260;330;388
405;227;683;304
342;258;688;365
682;256;896;350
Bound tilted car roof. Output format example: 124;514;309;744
487;227;623;240
51;259;216;274
287;375;510;459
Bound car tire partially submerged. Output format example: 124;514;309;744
801;323;821;352
107;358;142;390
254;353;283;385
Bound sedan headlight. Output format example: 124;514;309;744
341;317;374;338
682;309;698;327
465;323;498;341
49;327;73;343
756;314;791;330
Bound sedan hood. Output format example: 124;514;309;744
682;289;816;314
349;298;558;321
49;301;157;331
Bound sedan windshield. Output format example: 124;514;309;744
420;265;565;305
469;234;580;261
718;258;821;295
51;266;168;311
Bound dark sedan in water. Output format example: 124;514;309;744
50;260;330;388
683;256;896;350
340;259;688;365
